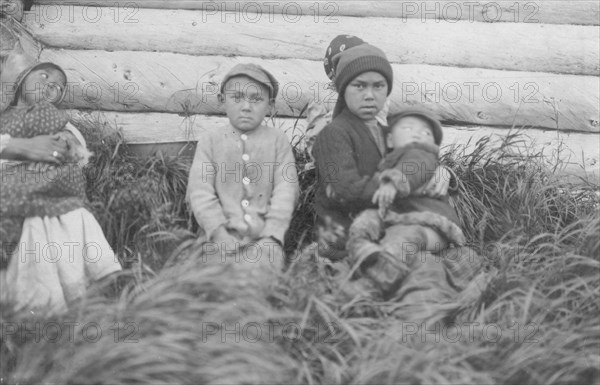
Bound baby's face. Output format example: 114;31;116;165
20;67;67;106
388;116;435;148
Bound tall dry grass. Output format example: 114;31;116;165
1;121;598;385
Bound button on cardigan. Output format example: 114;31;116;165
187;124;299;245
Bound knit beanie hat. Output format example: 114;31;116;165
387;109;444;145
323;34;366;80
332;44;393;118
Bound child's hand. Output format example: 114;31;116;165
3;135;69;164
255;237;284;266
372;183;397;216
212;226;240;255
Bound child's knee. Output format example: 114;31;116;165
349;210;383;240
419;227;448;251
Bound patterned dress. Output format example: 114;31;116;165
0;102;121;314
0;102;87;256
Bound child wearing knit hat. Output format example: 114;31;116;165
312;39;455;264
305;35;390;169
347;110;465;298
312;43;395;261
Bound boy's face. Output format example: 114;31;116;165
388;116;436;148
20;67;67;105
221;76;273;132
343;71;388;121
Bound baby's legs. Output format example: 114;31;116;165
367;224;448;297
380;224;448;260
347;209;384;267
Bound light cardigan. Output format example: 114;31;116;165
186;124;299;245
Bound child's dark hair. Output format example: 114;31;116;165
10;62;67;107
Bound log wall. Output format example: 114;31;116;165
22;6;600;75
31;1;600;25
3;1;598;179
70;109;600;180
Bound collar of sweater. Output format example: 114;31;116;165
379;141;440;170
227;123;268;137
335;107;382;134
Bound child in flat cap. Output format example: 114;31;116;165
186;63;299;282
347;110;465;298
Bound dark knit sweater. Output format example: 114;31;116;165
312;108;384;223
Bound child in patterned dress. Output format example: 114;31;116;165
0;62;121;314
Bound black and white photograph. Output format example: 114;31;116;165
0;0;599;384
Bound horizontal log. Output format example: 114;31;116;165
40;49;600;132
69;110;600;181
31;1;600;25
23;6;599;75
67;110;306;146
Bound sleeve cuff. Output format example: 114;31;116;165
64;122;87;147
379;169;411;196
0;134;12;154
447;167;459;192
203;220;227;241
260;221;286;245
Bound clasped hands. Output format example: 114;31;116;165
211;225;282;258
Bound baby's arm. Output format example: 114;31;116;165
260;133;300;245
59;123;93;166
63;122;87;148
379;147;439;197
375;147;439;215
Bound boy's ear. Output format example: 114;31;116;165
218;93;225;103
